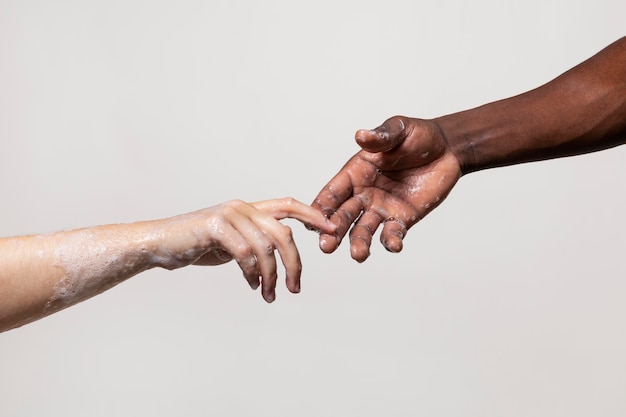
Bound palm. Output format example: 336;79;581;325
313;117;461;262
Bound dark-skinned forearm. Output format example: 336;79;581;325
434;37;626;174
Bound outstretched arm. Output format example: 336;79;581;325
313;37;626;262
0;198;335;332
438;36;626;173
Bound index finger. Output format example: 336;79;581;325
252;197;337;234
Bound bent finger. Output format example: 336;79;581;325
269;224;302;294
380;219;408;253
231;203;303;301
348;209;384;262
319;196;363;254
212;218;260;290
247;214;303;296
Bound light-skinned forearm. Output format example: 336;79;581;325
435;37;626;174
0;198;336;332
0;219;200;332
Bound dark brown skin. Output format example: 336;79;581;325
313;37;626;262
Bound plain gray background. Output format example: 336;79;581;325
1;1;625;416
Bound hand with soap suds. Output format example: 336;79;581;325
0;197;335;332
313;117;461;262
314;37;626;262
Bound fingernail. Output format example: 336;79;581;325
294;283;301;293
266;292;275;303
250;281;259;290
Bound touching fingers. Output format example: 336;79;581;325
319;197;363;254
252;197;336;235
311;169;355;218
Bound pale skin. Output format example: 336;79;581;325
313;37;626;261
0;198;336;332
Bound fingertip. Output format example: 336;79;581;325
285;268;302;294
382;236;404;253
311;199;335;218
349;233;372;262
319;234;339;253
243;270;260;290
305;219;337;235
263;290;276;303
356;116;410;153
350;245;370;263
354;129;377;144
355;129;388;152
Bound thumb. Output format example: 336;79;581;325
355;116;409;153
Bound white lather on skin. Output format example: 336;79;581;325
47;229;148;310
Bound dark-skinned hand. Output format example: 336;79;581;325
312;116;462;262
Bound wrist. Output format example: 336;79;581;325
432;93;549;174
145;216;210;271
432;112;480;175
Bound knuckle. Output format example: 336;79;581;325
256;236;275;255
232;243;253;259
225;199;246;210
337;207;355;223
220;204;238;218
277;225;294;242
349;223;372;239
